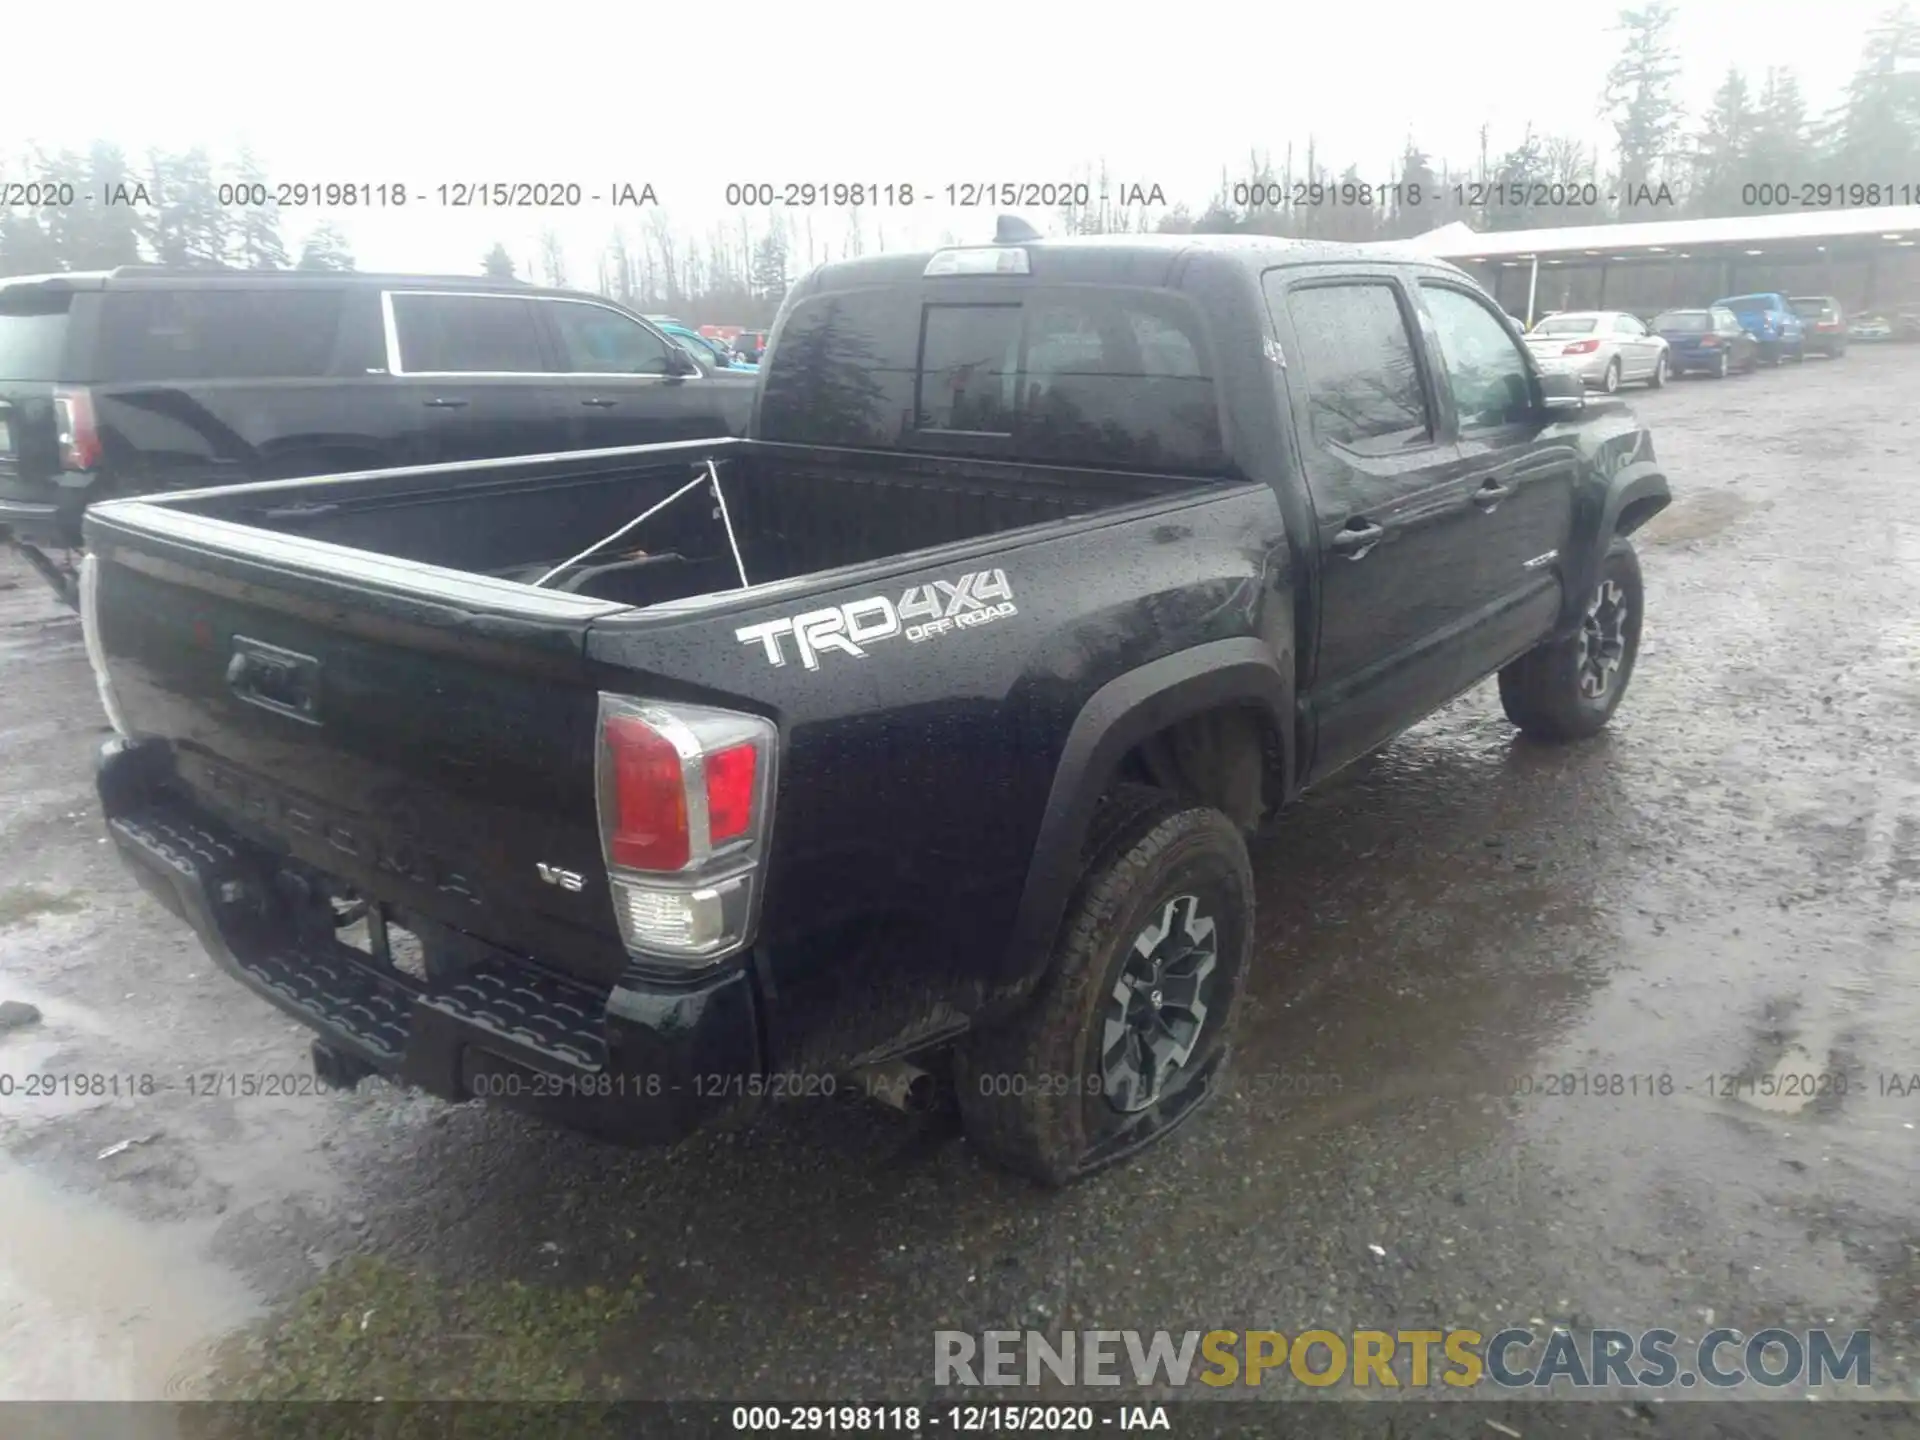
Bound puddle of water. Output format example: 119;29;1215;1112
1739;1038;1835;1116
0;1159;259;1401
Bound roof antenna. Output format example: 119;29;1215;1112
994;214;1042;244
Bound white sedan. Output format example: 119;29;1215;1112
1524;311;1670;394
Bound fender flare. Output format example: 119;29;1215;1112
1561;461;1670;629
998;637;1292;997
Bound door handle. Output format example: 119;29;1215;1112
581;398;618;408
423;397;468;409
1330;520;1384;558
1473;481;1512;509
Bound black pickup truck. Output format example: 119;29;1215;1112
81;228;1670;1185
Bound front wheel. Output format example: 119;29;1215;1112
1647;353;1668;389
954;787;1252;1186
1498;539;1644;742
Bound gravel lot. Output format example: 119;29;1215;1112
1;347;1917;1429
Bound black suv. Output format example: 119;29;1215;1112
0;268;755;602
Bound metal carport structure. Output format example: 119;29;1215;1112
1399;206;1920;326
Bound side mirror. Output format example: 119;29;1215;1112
664;347;701;377
1537;368;1585;413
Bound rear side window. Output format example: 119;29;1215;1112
0;294;72;381
1654;311;1709;331
97;289;347;382
390;293;550;373
761;285;1228;473
1278;281;1431;450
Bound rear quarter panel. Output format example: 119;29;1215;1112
582;482;1292;1073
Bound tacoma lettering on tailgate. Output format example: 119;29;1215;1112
735;568;1017;670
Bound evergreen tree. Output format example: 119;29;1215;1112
1686;69;1757;216
0;208;60;277
1744;68;1814;207
1602;2;1686;201
295;222;355;271
1825;3;1920;181
482;242;516;277
1386;140;1441;239
231;148;289;269
538;230;568;288
158;148;231;266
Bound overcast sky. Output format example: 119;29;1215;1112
0;0;1897;279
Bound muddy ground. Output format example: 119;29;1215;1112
1;349;1917;1429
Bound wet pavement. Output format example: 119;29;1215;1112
1;349;1917;1424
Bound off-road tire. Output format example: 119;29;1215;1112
954;786;1253;1187
1499;538;1645;742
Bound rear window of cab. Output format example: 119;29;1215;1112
758;285;1229;475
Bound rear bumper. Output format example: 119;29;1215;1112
1671;347;1728;370
0;482;91;547
96;737;764;1146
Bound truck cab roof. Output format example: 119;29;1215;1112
796;231;1470;295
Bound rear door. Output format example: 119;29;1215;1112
1265;268;1486;780
537;297;749;447
384;291;573;463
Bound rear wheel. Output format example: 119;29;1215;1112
1601;359;1621;394
1713;351;1730;379
1498;539;1644;742
1647;353;1667;389
954;787;1252;1186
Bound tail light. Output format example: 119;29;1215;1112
1699;334;1721;347
595;694;778;968
1562;339;1600;355
53;387;101;471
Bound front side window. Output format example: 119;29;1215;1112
1420;284;1535;431
391;293;549;373
548;302;677;375
1278;280;1432;451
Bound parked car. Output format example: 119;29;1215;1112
1651;306;1759;378
1789;296;1849;358
1711;292;1806;365
1848;314;1894;342
1524;310;1671;394
660;322;758;373
81;229;1669;1186
0;268;756;606
733;330;769;364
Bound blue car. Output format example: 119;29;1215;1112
1710;293;1806;366
660;322;758;373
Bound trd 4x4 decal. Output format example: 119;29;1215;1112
735;569;1017;670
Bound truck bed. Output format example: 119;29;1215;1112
170;438;1215;611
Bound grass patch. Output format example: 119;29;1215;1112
212;1255;647;1404
0;884;83;928
189;1257;652;1440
